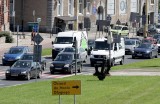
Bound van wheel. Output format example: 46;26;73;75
111;59;115;66
78;64;82;73
120;57;124;65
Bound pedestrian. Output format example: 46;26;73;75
31;30;35;45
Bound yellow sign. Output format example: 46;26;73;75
52;80;81;95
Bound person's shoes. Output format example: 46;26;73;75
93;72;100;76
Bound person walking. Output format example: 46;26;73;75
31;29;35;45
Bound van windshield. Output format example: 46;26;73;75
54;37;73;44
94;41;113;50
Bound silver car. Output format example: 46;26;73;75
125;39;141;54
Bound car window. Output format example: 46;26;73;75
13;61;31;68
21;55;33;60
55;54;72;61
8;48;23;54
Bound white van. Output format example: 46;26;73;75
52;31;88;59
90;37;125;67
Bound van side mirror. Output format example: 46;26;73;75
52;41;54;45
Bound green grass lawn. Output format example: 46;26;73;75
42;48;52;56
112;58;160;70
1;75;160;104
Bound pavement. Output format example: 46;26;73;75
0;31;160;76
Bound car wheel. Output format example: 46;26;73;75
2;63;6;66
69;66;73;74
78;64;82;73
50;71;55;74
155;52;158;58
84;55;87;63
149;53;152;59
132;55;135;59
26;73;31;80
43;63;46;71
120;57;124;65
111;59;115;66
6;76;10;80
37;71;42;79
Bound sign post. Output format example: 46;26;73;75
52;80;81;104
33;33;43;82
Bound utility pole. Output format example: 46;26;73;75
144;0;148;38
74;0;79;31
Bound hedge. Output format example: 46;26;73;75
0;31;14;43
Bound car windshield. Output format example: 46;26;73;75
13;61;31;68
153;35;160;39
156;25;160;28
54;37;73;44
63;48;75;52
113;26;122;30
55;54;73;61
142;39;151;43
125;40;135;45
21;55;33;60
8;48;23;54
137;44;151;49
94;41;112;50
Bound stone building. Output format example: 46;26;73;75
11;0;159;32
0;0;10;32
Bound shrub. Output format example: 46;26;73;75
0;31;14;43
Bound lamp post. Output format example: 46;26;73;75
144;0;148;38
13;0;15;34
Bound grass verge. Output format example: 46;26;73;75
0;75;160;104
112;58;160;70
42;48;51;56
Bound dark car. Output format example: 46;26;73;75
137;27;144;36
20;53;47;70
87;39;95;55
132;43;158;59
2;46;31;65
5;60;42;80
62;47;87;63
50;52;82;74
153;34;160;41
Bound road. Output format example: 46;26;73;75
1;53;159;88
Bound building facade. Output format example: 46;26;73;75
0;0;10;32
12;0;159;32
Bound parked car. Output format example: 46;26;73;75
50;52;83;74
141;37;157;44
87;39;95;55
132;43;158;59
153;34;160;41
5;60;42;80
62;47;87;63
137;27;144;36
2;46;31;65
156;39;160;53
111;25;129;36
20;53;47;70
125;39;140;54
148;24;157;34
156;24;160;33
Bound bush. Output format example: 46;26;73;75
0;31;14;43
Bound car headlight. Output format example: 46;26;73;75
6;70;10;73
146;50;150;53
21;71;27;74
16;56;21;59
50;64;54;67
64;64;70;67
2;56;5;59
90;54;94;58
